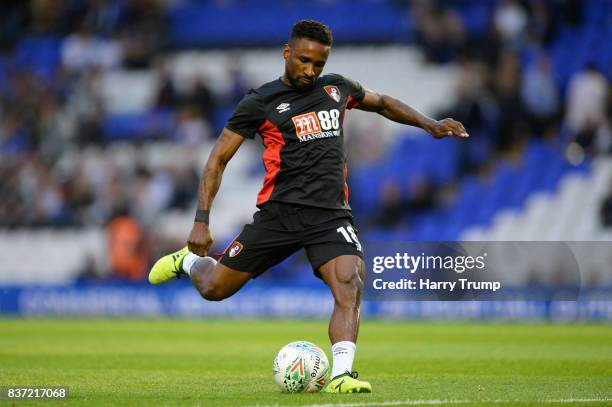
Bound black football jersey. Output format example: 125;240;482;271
226;73;365;210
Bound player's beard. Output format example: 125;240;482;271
286;72;315;91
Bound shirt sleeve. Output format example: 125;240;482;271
225;91;266;139
343;76;365;109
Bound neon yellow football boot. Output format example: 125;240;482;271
322;371;372;393
148;246;190;285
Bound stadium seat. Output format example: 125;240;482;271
13;36;62;80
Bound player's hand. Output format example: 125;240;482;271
428;118;469;139
187;222;213;256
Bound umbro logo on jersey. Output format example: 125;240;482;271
276;103;291;113
324;86;341;103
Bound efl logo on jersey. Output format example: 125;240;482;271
324;86;341;103
292;112;322;137
228;241;243;258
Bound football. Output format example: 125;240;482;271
273;341;330;393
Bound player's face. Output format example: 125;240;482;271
283;38;330;90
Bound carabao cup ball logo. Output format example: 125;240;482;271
273;341;330;393
285;355;307;392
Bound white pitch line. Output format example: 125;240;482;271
247;397;612;407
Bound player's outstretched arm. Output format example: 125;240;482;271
187;128;246;256
357;89;469;139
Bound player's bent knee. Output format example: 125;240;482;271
201;283;228;301
196;263;251;302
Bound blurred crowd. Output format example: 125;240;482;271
0;0;611;281
372;0;611;230
418;0;611;157
0;0;249;232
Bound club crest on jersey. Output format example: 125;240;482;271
228;241;243;258
324;86;341;103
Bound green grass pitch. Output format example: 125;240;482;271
0;319;611;406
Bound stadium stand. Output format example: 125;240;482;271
0;0;610;288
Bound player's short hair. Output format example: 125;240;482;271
290;20;333;46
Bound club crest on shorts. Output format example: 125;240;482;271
228;241;243;258
324;86;341;103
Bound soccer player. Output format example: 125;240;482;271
149;20;468;393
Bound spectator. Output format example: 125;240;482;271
227;66;251;106
494;0;527;47
61;23;121;72
37;91;75;162
33;168;68;226
526;0;556;46
437;59;497;173
65;68;105;145
132;166;175;224
119;0;168;68
172;106;212;145
596;85;612;154
107;213;150;281
79;0;125;37
63;163;95;226
181;75;216;123
443;59;495;134
153;58;177;109
521;52;560;137
374;180;405;229
0;162;26;228
29;0;72;35
565;63;608;150
169;165;199;210
374;177;436;229
601;179;612;227
492;50;525;151
0;110;30;160
405;177;436;215
412;1;467;64
0;1;30;51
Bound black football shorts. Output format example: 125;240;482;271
219;201;363;278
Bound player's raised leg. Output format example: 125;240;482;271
148;248;251;301
318;254;372;393
186;254;251;301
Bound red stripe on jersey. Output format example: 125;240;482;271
347;95;360;109
343;164;350;203
257;120;285;205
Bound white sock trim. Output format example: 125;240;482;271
182;253;199;276
331;341;356;379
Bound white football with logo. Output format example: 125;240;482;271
273;341;330;393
